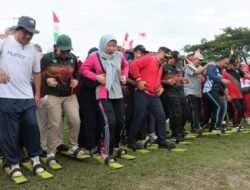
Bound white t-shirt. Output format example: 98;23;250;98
0;36;41;99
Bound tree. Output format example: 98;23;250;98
183;27;250;61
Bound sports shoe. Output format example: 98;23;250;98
158;143;176;150
127;143;142;151
57;144;69;152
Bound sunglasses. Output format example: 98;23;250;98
19;28;33;36
60;50;70;53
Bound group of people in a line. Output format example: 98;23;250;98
0;15;250;178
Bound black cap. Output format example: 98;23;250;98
134;45;148;54
171;50;180;61
158;46;172;58
15;16;39;34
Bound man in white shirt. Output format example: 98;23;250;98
0;16;44;177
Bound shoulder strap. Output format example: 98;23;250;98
96;53;106;74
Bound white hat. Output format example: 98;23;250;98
194;52;204;60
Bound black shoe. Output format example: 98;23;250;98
40;150;47;157
158;143;175;150
127;144;142;152
191;128;203;135
57;144;69;152
89;147;100;157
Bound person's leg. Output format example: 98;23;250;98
112;99;125;148
82;107;98;150
229;99;238;128
63;95;81;150
36;103;48;151
0;99;21;165
21;99;42;157
98;99;116;156
243;93;250;123
57;117;65;147
166;96;182;138
205;91;225;130
46;95;63;155
149;96;166;145
127;91;148;147
186;95;199;131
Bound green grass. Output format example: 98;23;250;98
1;124;250;190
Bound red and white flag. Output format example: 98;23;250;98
230;47;235;56
52;11;60;43
121;33;129;54
138;32;146;38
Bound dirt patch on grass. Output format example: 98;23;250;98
227;174;250;189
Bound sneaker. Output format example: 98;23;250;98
158;143;176;150
57;144;69;152
191;128;203;134
127;143;142;151
232;126;243;132
211;129;222;134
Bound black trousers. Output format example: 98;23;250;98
77;93;104;150
166;95;188;137
99;99;125;155
186;95;200;130
228;98;244;127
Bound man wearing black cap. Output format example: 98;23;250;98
0;16;44;177
128;46;175;150
162;50;189;143
122;45;148;145
41;34;84;165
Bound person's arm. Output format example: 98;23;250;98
129;55;149;82
206;65;222;82
194;64;209;75
120;56;129;84
80;54;98;81
33;72;41;106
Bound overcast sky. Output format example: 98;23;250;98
1;0;250;58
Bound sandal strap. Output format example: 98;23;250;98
9;168;22;178
116;148;127;158
32;163;44;175
144;139;152;149
73;148;84;158
46;156;57;165
104;156;116;165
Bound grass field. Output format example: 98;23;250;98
1;124;250;190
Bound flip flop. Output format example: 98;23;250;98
93;155;125;169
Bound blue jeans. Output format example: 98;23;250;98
0;98;42;164
128;91;166;145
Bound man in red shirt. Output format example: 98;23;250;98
127;47;175;150
223;58;250;131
